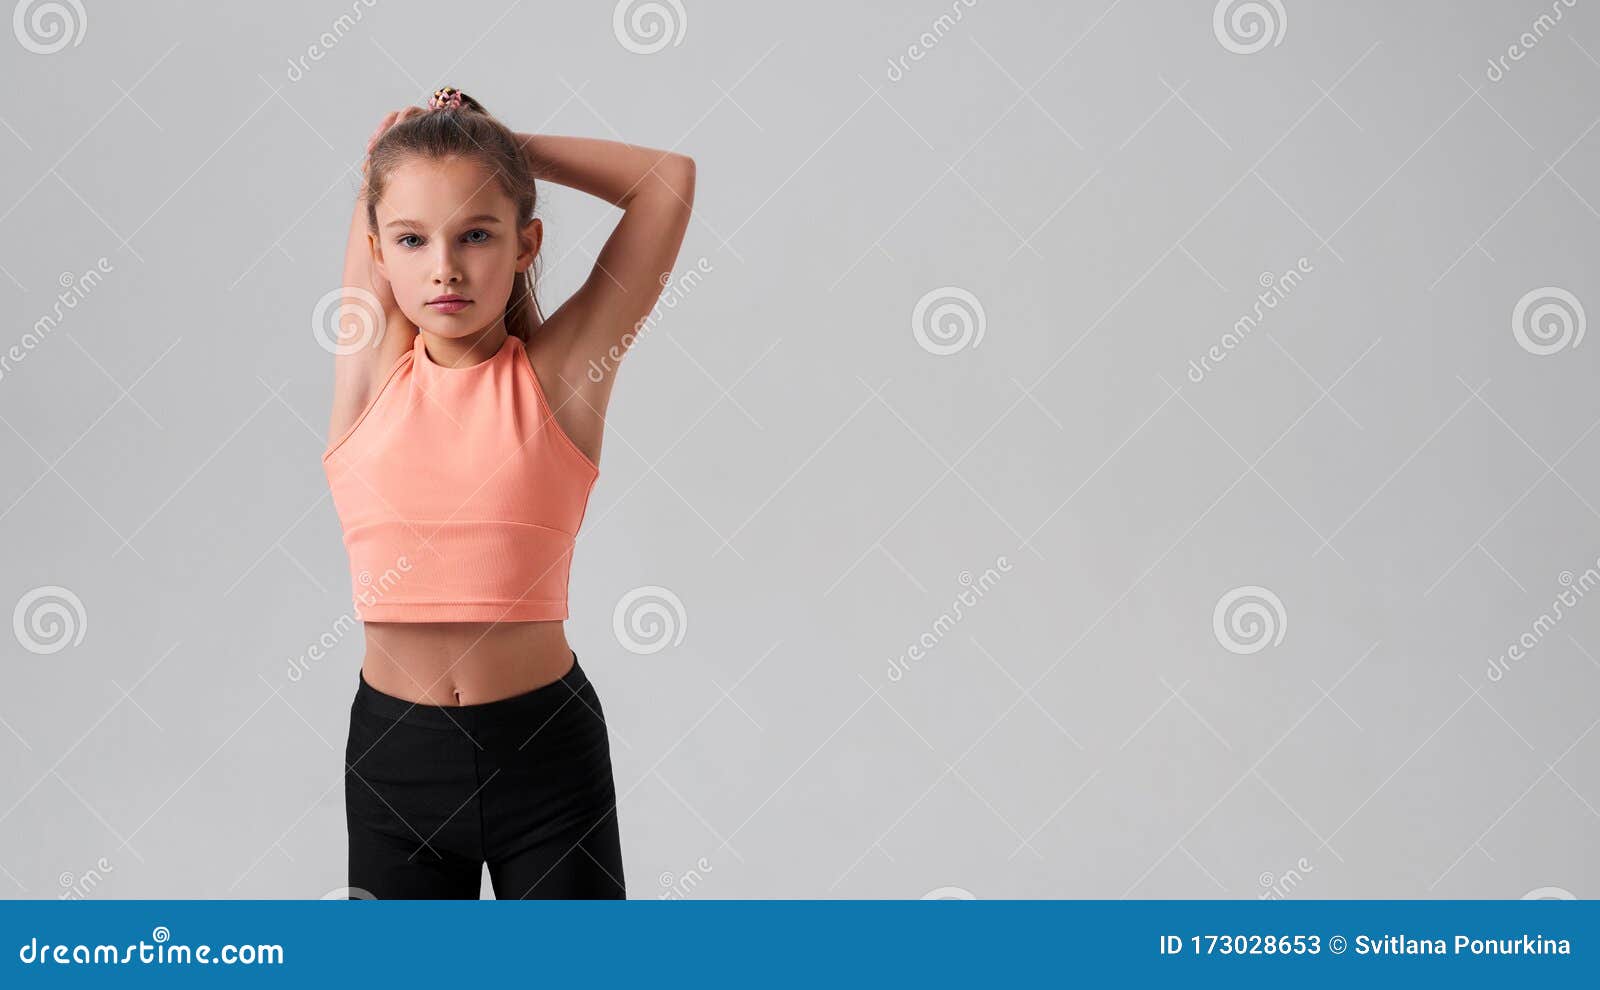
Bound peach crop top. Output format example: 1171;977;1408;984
321;333;599;622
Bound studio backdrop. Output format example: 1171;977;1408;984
1;0;1596;899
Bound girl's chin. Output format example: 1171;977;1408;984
411;314;495;336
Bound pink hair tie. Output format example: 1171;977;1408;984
428;86;464;111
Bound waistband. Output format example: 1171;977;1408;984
353;649;590;733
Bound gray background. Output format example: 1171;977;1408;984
0;0;1596;899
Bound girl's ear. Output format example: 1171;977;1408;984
517;218;543;272
368;232;387;278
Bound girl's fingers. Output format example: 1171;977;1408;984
365;110;404;155
365;105;423;158
365;116;392;151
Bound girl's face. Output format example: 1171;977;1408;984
369;155;541;339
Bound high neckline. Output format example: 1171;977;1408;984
414;333;514;372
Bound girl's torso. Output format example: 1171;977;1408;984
326;321;606;708
360;619;574;705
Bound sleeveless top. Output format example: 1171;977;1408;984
321;333;599;622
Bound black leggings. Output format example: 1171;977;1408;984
344;650;625;899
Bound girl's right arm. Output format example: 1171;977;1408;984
326;111;421;447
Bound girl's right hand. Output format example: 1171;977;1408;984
362;106;426;177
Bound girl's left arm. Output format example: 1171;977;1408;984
515;133;695;378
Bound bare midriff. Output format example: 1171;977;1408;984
359;619;575;706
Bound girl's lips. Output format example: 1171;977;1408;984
426;299;471;313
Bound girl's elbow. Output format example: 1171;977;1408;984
665;153;696;199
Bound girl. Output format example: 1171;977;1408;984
321;86;695;899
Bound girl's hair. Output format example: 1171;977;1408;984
363;89;544;343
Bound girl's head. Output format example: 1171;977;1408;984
363;88;543;344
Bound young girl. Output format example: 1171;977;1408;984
321;86;695;899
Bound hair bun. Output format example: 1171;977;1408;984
428;86;466;111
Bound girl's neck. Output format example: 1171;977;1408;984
419;320;507;368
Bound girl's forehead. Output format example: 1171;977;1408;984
377;158;514;222
388;153;491;186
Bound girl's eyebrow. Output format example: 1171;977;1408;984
383;213;503;229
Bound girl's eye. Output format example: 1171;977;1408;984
396;230;488;248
